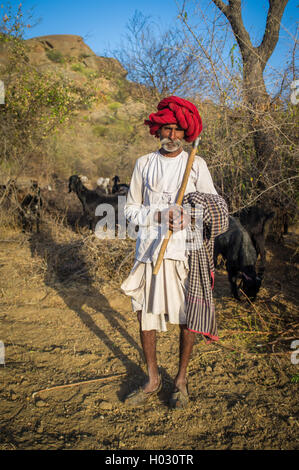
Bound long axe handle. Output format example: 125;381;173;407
153;136;200;276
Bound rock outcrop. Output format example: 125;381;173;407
0;34;127;78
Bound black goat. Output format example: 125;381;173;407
15;181;43;233
0;184;11;210
0;180;17;210
233;205;274;275
112;175;129;195
68;175;120;231
269;202;296;242
214;216;262;301
0;179;16;199
0;180;42;232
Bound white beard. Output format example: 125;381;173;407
160;138;182;153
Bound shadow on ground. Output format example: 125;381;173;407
28;226;175;404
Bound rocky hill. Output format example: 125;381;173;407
27;35;129;81
1;34;126;77
0;34;156;187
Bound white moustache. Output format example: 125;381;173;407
160;138;182;152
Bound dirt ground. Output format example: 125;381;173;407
0;220;298;451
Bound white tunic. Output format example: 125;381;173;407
124;150;217;263
121;149;217;331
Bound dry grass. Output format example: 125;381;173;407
0;209;135;285
1;200;298;362
0;210;298;450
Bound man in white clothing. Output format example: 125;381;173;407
121;96;217;408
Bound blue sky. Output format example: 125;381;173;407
3;0;298;77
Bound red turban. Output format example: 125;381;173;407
144;96;202;142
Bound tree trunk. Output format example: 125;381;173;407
243;55;279;187
212;0;289;192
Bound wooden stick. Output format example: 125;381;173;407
32;372;126;399
153;136;200;275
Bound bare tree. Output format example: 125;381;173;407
110;10;202;99
210;1;289;177
211;0;288;102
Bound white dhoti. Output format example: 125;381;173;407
121;259;189;332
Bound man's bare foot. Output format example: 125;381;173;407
169;379;189;409
143;375;161;393
174;376;188;395
124;375;162;406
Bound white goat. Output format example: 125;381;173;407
97;177;110;194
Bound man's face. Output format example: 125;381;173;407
159;124;185;153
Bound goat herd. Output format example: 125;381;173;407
0;174;281;302
68;174;129;232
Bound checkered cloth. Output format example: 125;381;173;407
182;192;229;342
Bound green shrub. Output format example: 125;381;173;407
46;49;64;63
107;120;134;139
92;125;108;137
71;63;85;73
71;63;98;79
108;101;122;111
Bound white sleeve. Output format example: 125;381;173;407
195;157;218;194
124;158;156;227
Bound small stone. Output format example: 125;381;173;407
35;399;46;407
288;417;296;426
206;366;213;373
98;401;113;410
37;424;44;433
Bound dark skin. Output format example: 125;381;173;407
159;124;185;158
137;123;195;396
